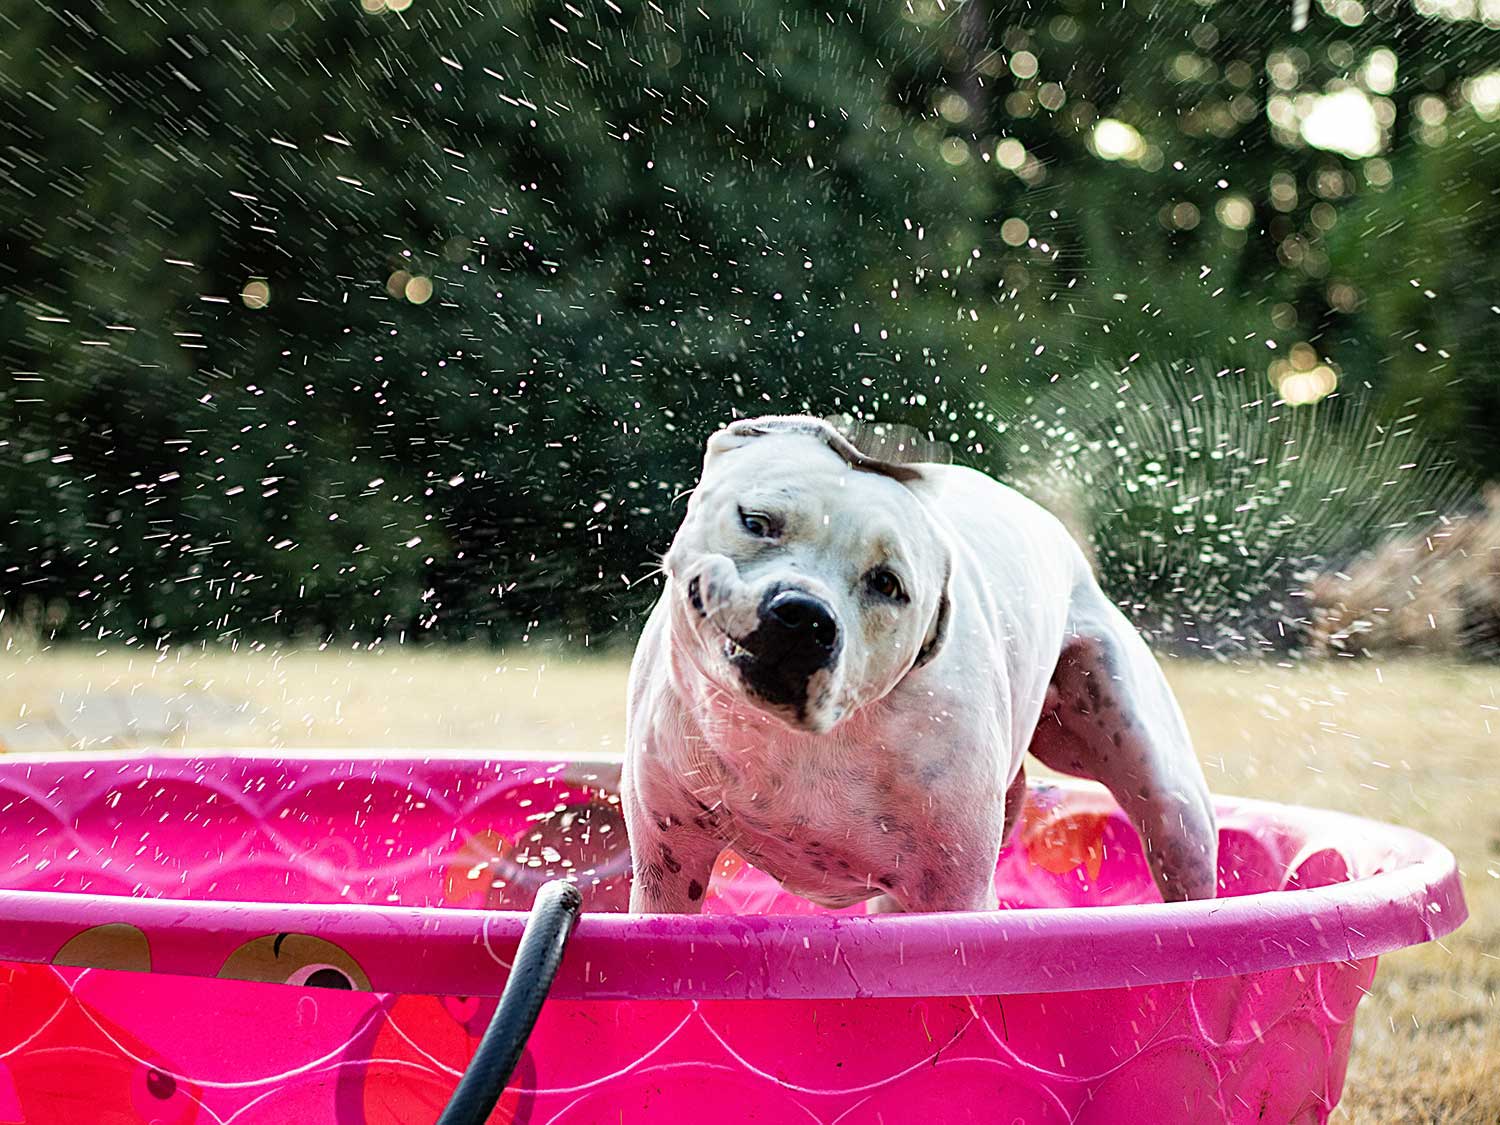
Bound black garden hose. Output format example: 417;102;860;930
436;879;583;1125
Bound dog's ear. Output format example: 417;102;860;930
703;424;753;465
825;415;951;469
705;415;935;483
702;415;807;465
914;560;952;668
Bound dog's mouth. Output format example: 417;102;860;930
685;577;759;663
717;625;774;671
700;617;772;679
701;618;845;733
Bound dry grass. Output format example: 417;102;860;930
1169;660;1499;1123
0;645;1495;1121
0;641;633;756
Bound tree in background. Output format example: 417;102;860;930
1;0;1496;648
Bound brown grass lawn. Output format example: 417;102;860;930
0;645;1495;1121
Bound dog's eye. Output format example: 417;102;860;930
738;508;775;539
867;568;906;601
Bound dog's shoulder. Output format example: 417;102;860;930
912;463;1082;557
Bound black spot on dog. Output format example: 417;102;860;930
917;762;948;786
687;880;704;901
660;847;682;875
917;869;941;903
688;576;705;616
692;799;722;831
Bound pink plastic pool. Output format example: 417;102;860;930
0;750;1464;1125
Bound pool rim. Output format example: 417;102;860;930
0;748;1468;1001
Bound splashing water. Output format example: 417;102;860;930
1003;360;1470;658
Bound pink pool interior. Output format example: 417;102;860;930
0;751;1466;1125
0;751;1457;917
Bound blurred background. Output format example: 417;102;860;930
2;2;1499;1116
3;0;1498;657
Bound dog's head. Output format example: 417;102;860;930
663;415;951;734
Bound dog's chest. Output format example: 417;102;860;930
702;753;961;908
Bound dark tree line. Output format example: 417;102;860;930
1;0;1496;647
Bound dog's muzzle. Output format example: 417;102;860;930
732;588;841;713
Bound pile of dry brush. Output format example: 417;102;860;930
1308;486;1500;658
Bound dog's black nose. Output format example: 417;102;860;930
735;589;841;716
762;590;839;654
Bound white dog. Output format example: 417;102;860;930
622;416;1217;914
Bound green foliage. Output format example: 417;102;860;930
1;0;1496;644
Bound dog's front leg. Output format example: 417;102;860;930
625;816;722;914
622;615;725;914
621;740;721;913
